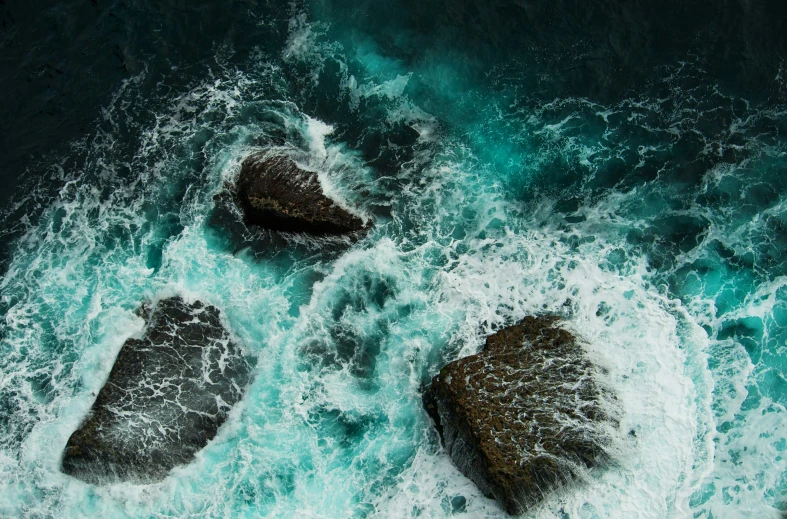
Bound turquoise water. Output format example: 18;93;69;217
1;4;787;518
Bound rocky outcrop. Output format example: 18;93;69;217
62;297;253;484
423;316;616;515
235;153;367;235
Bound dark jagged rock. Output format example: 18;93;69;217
236;153;367;235
62;297;253;484
423;316;617;515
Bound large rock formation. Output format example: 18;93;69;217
235;153;367;235
62;297;253;484
423;316;616;515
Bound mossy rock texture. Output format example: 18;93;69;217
423;316;617;515
62;297;253;484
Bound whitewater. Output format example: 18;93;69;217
1;6;786;519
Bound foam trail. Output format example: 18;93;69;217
0;6;786;519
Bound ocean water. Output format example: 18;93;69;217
1;1;786;517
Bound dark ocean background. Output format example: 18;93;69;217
1;0;787;517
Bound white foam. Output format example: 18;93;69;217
1;15;784;518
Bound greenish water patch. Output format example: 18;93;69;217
0;1;785;518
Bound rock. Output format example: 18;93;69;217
423;316;616;515
62;297;253;484
236;153;367;235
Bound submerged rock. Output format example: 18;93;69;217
423;316;616;515
236;153;367;235
62;297;253;484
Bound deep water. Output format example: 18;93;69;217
1;1;787;517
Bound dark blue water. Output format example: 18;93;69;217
1;1;786;517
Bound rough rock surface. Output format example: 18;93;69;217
236;153;367;235
423;316;616;515
62;297;253;484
